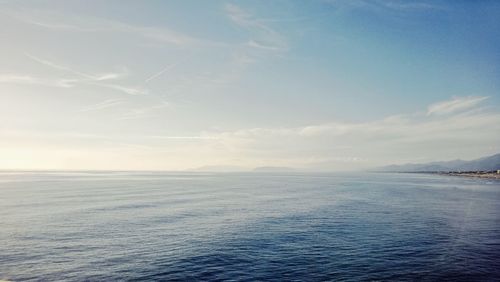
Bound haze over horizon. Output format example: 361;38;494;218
1;0;499;171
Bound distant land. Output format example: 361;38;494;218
377;153;500;173
252;166;296;172
189;165;296;173
190;165;248;172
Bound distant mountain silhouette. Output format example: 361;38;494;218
252;166;295;172
377;153;500;172
190;165;296;172
190;165;248;172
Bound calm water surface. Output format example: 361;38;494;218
1;172;499;281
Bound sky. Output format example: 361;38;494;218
0;0;499;171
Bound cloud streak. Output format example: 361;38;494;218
0;74;76;88
3;96;496;171
225;3;288;52
116;101;170;120
427;96;489;116
10;10;199;46
24;53;146;95
78;99;124;112
145;63;177;83
323;0;442;12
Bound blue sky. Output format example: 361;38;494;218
0;0;499;170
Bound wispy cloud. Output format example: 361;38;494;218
0;74;76;88
247;40;284;51
163;3;290;92
94;83;148;96
225;3;288;52
25;53;126;80
78;99;124;113
25;53;93;79
3;96;496;171
25;53;146;95
145;63;178;83
203;96;499;169
427;96;489;116
9;9;199;46
378;1;440;11
116;101;171;120
323;0;442;12
116;108;154;120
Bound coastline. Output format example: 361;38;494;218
384;171;500;180
439;172;500;180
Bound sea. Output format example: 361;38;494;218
1;171;499;281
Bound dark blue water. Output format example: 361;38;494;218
1;172;499;281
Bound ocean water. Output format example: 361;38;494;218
1;172;499;281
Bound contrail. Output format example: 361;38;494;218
25;53;95;80
145;63;177;83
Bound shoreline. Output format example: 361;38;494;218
439;172;500;180
384;171;500;180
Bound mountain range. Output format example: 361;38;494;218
377;153;500;172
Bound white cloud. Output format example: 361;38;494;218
95;73;125;81
427;96;489;116
246;40;284;51
3;96;497;171
201;96;500;170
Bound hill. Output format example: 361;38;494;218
377;153;500;172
